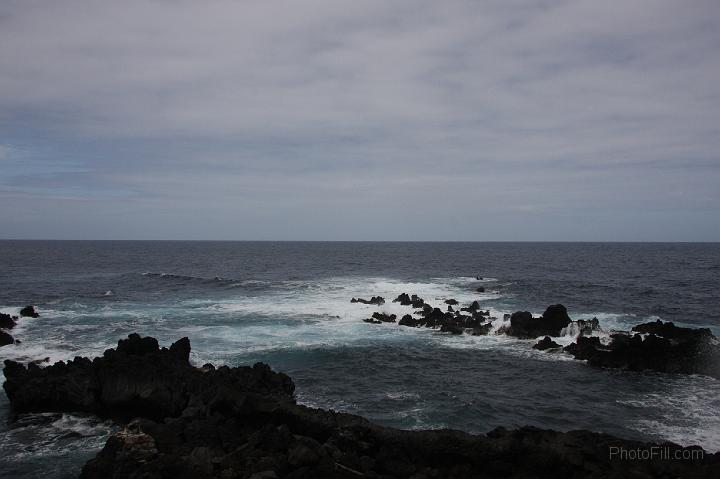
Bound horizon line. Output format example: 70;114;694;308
1;239;719;244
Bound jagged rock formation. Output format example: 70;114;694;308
506;304;572;338
350;296;385;305
3;334;717;478
564;320;720;379
3;333;294;420
533;336;561;350
19;305;39;318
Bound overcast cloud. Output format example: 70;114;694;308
1;0;718;240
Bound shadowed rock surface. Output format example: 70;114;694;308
3;333;294;421
0;330;14;347
4;334;717;478
507;304;572;338
564;320;720;379
533;336;561;350
0;313;17;329
392;293;425;308
350;296;385;305
19;305;39;318
363;312;396;324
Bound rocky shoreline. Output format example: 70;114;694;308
3;296;720;478
2;333;719;478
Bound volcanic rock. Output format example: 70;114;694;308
533;336;561;350
507;305;572;338
19;305;39;318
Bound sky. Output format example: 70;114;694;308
0;0;719;241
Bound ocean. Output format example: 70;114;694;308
1;240;719;478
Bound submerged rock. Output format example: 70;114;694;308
461;300;481;313
19;305;39;318
533;336;561;350
370;312;396;323
444;299;459;305
350;296;385;305
469;323;493;336
575;317;601;336
440;323;463;334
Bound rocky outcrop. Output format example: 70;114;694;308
350;296;385;305
469;323;493;336
80;409;719;479
3;333;295;420
564;320;720;379
533;336;561;350
576;317;601;336
461;301;481;313
19;305;39;318
507;305;572;338
0;313;17;329
0;330;14;347
0;313;16;347
632;319;714;341
363;312;396;324
398;314;418;327
3;334;717;478
392;293;424;308
392;293;412;305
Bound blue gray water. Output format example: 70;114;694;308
1;241;719;478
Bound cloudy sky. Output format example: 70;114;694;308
1;0;718;240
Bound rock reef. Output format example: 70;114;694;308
350;296;385;305
20;305;40;318
0;308;30;347
357;294;720;380
564;320;720;379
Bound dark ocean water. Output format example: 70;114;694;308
1;241;719;477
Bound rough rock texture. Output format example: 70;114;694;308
564;320;720;379
372;296;494;336
392;293;412;305
19;305;39;318
3;333;295;420
350;296;385;305
0;330;14;347
507;304;572;338
392;293;425;308
81;411;720;479
398;314;418;327
533;336;561;350
363;312;396;324
0;313;17;329
3;335;718;478
576;317;601;336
